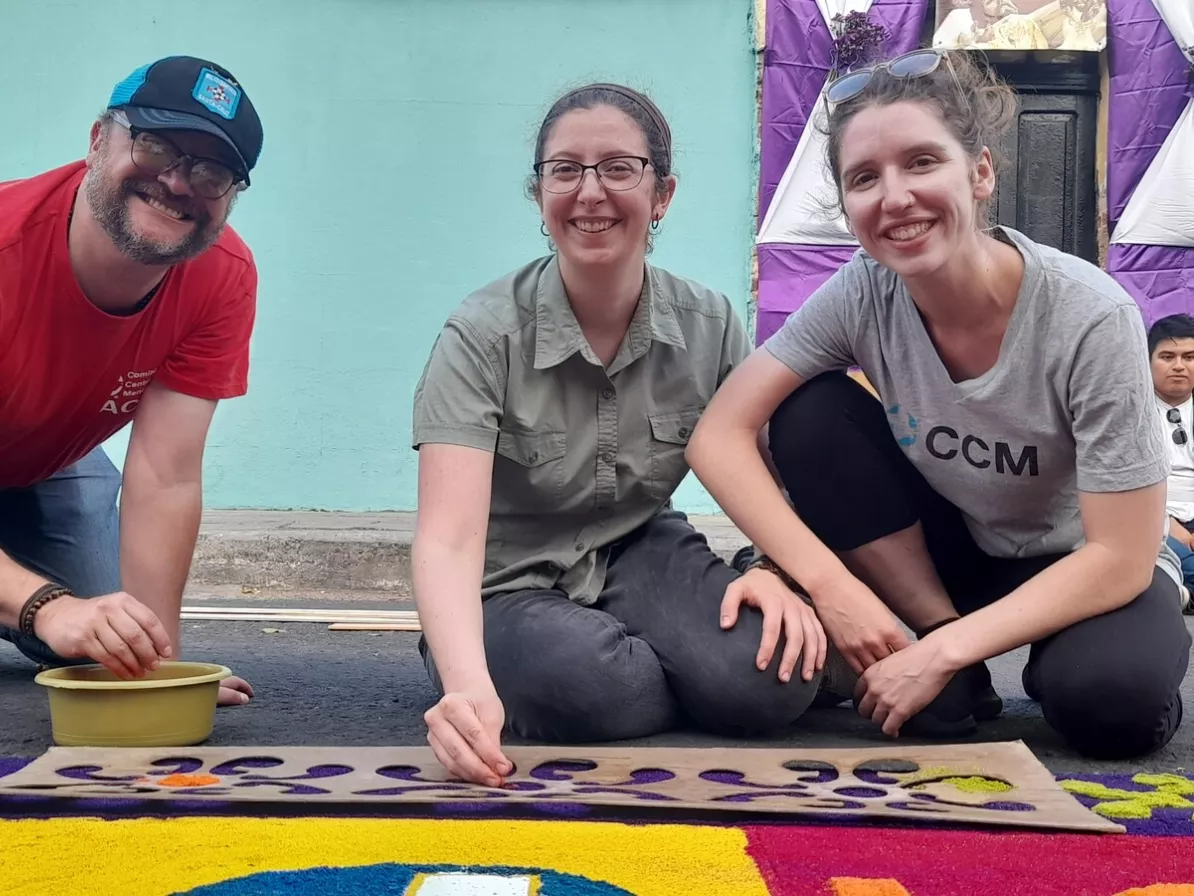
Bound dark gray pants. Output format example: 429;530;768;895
769;372;1191;760
421;510;821;742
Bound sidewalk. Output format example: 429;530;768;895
191;511;748;595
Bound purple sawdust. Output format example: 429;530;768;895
210;757;285;775
571;786;675;801
529;760;597;780
781;760;838;783
854;760;920;785
57;765;141;782
295;764;355;778
620;768;673;784
834;787;888;799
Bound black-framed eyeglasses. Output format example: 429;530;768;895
825;49;960;105
533;156;651;194
1168;407;1188;445
111;111;245;200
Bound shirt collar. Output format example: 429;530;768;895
533;257;687;370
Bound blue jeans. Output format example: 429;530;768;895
1167;535;1194;590
0;447;122;666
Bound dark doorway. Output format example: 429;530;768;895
975;51;1101;264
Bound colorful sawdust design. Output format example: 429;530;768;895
1059;771;1194;835
1;817;1192;895
1;760;1192;894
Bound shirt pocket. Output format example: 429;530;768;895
647;406;703;500
494;428;568;509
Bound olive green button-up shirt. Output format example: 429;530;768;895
412;255;751;605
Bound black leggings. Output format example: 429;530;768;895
768;372;1191;760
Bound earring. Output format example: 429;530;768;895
540;222;549;237
650;218;661;233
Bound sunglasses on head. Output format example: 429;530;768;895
824;49;957;105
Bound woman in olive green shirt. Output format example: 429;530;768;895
411;83;833;786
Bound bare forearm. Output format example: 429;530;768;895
119;477;202;650
687;426;847;591
941;543;1153;669
1169;516;1190;545
0;551;53;627
412;536;490;692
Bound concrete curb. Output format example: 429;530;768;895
191;511;749;594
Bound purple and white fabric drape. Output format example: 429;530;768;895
1106;0;1193;324
755;0;929;344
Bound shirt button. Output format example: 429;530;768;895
601;388;614;400
601;451;615;464
528;451;539;462
574;542;585;551
678;427;690;438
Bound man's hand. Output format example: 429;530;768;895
33;593;172;678
853;636;956;736
218;675;254;706
808;574;911;674
424;683;511;787
721;568;827;683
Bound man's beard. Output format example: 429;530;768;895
82;146;230;266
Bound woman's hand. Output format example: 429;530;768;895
808;574;911;674
721;568;827;683
424;681;512;787
853;636;957;736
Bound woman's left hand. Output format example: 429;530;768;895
854;638;955;736
720;568;827;684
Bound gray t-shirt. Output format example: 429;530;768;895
764;227;1173;569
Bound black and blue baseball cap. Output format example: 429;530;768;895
106;56;263;185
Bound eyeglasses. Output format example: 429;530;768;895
534;156;651;194
1169;407;1189;446
825;49;959;105
111;111;245;200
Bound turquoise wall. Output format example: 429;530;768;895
0;0;759;513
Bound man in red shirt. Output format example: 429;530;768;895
0;56;263;706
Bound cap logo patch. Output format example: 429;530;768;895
192;67;241;120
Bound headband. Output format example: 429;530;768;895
549;83;672;173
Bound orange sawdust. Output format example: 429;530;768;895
155;774;221;788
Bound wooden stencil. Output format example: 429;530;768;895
0;740;1121;833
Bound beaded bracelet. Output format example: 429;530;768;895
18;584;73;636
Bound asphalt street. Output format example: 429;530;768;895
1;594;1191;776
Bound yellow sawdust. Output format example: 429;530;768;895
0;817;769;896
1061;773;1194;820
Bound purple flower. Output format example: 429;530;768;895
831;11;887;72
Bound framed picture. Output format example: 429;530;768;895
932;0;1107;51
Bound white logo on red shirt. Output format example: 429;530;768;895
100;368;157;415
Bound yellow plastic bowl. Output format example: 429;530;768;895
35;661;231;747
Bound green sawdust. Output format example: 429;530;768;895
1061;773;1194;820
901;767;1013;793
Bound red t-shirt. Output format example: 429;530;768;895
0;161;257;489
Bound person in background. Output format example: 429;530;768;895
0;56;263;706
411;83;846;787
685;49;1190;760
1148;313;1194;613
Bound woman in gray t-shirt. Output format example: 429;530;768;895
687;49;1190;760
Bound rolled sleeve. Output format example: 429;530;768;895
412;318;505;452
